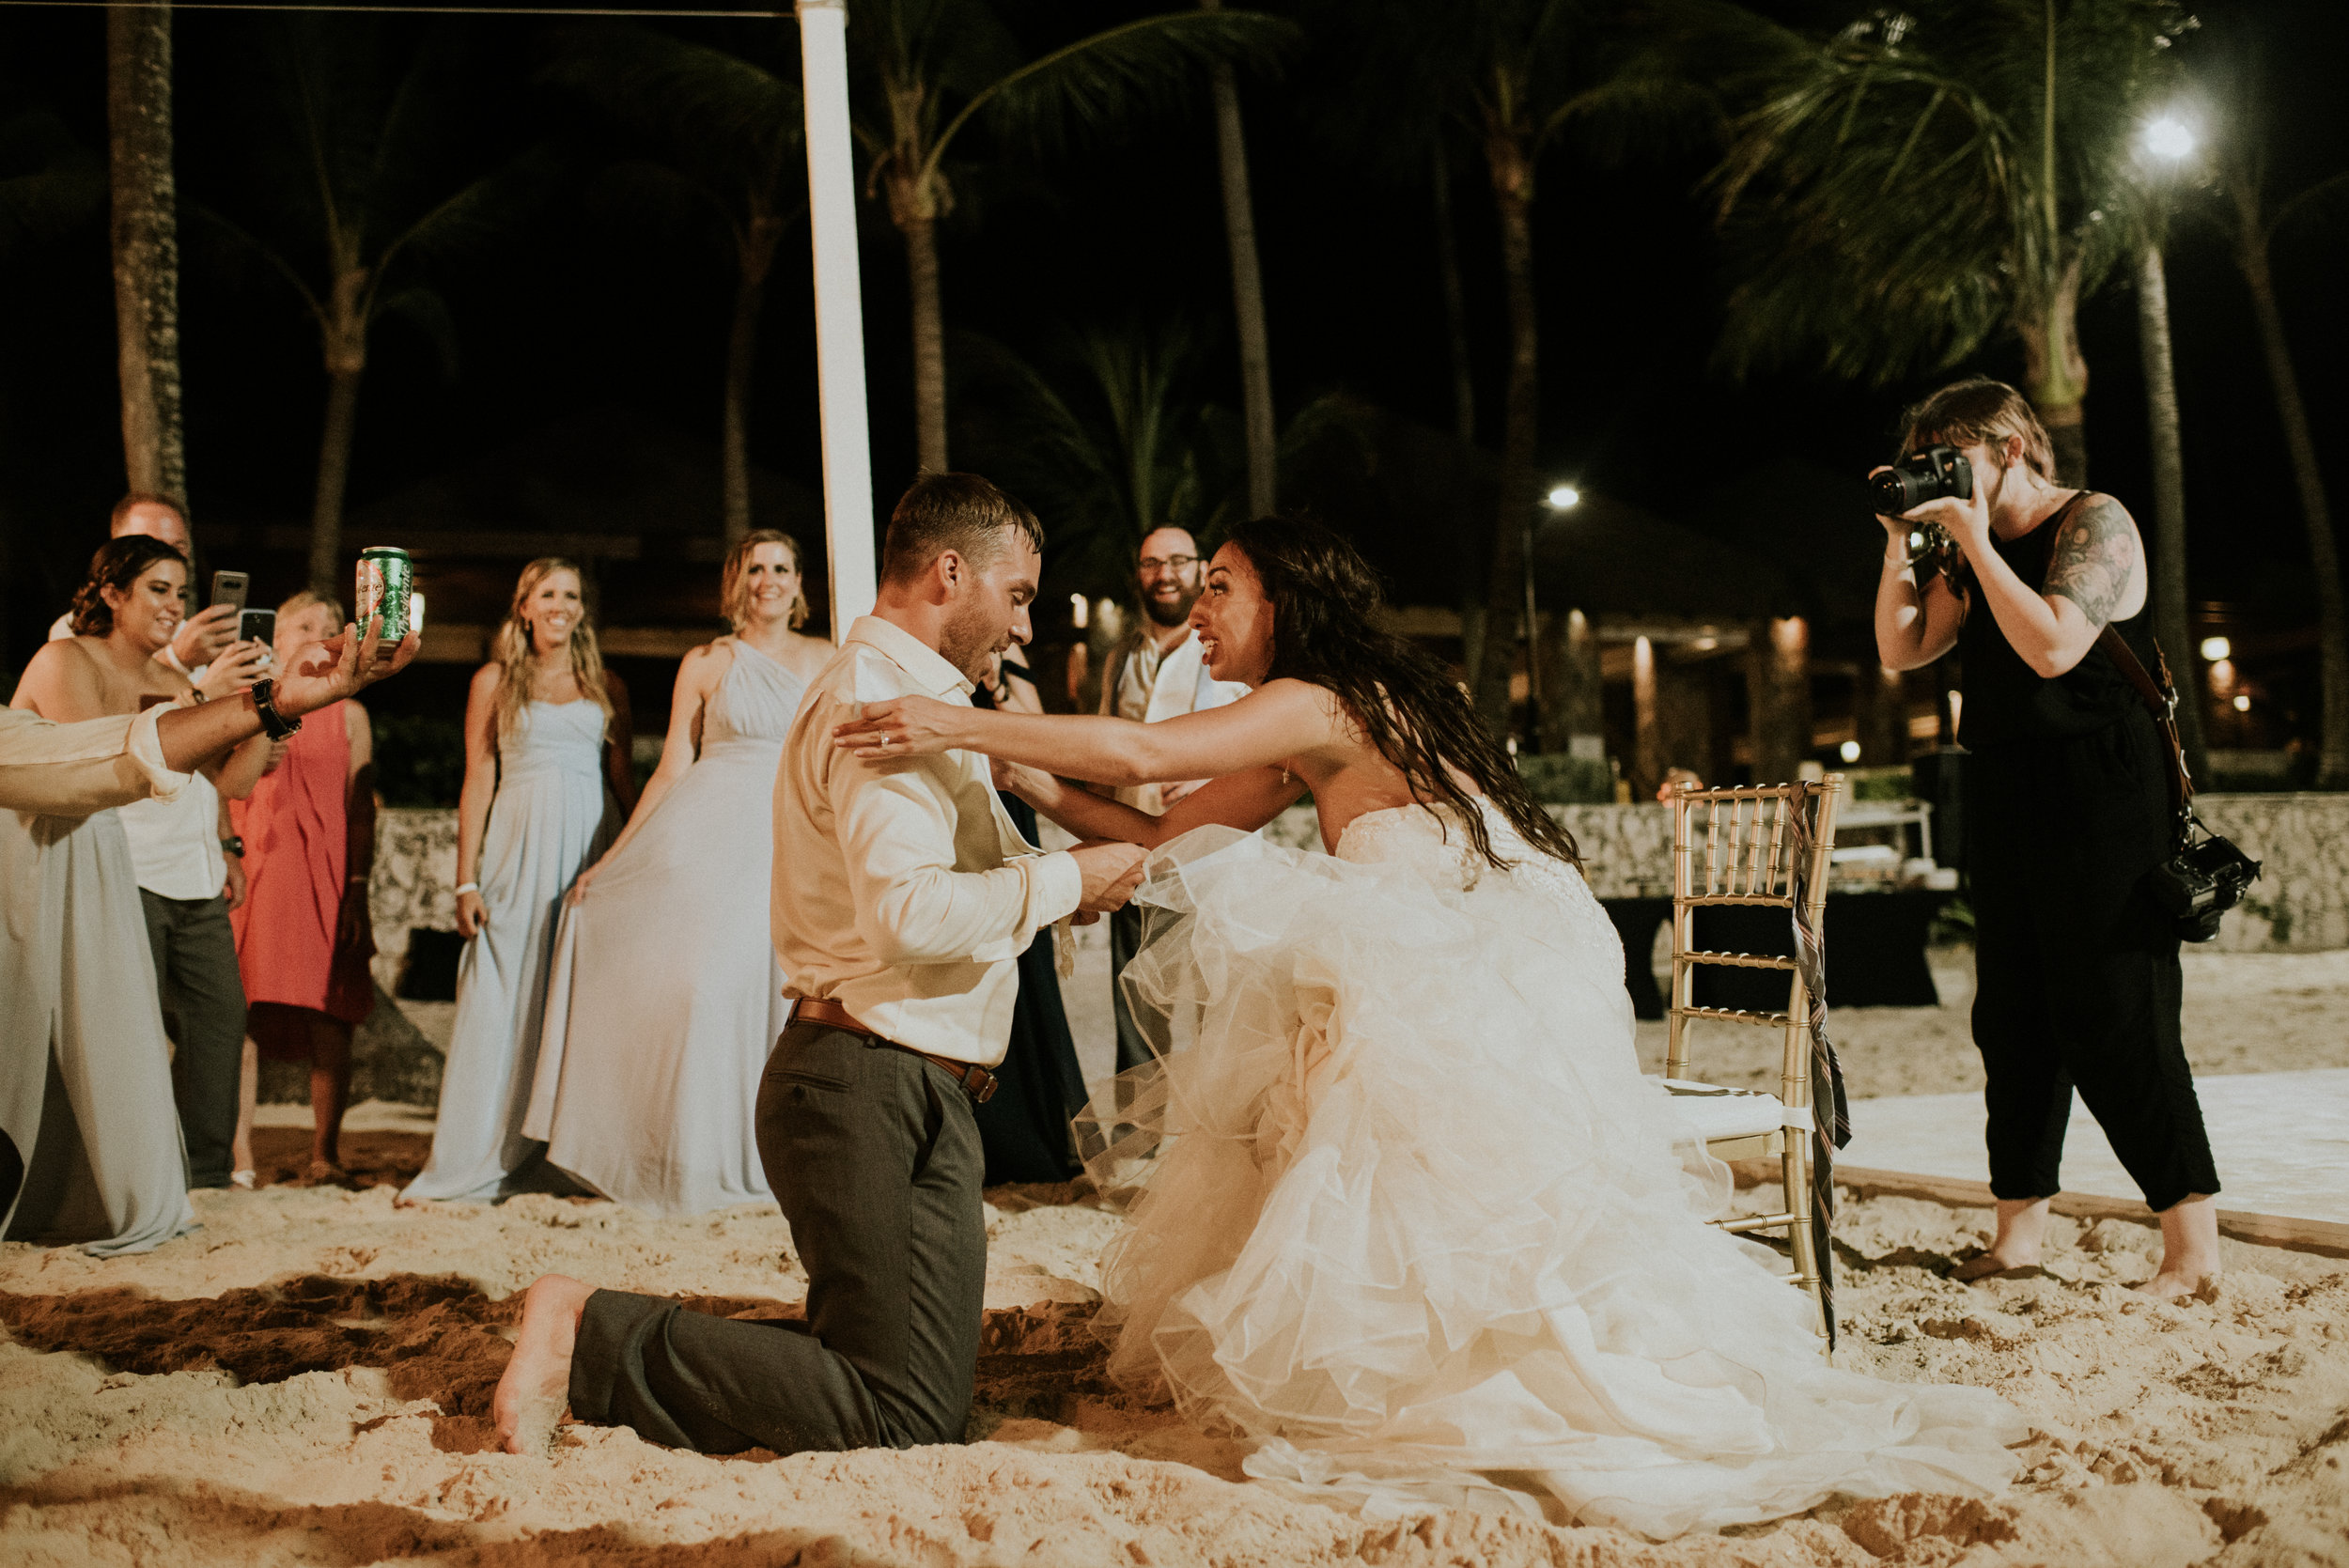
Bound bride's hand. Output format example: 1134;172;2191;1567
832;695;964;760
565;862;600;908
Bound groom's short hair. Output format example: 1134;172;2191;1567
880;473;1046;585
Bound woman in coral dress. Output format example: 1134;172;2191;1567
228;590;378;1185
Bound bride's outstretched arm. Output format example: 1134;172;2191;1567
1006;763;1307;849
834;680;1335;785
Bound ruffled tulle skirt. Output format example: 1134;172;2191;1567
1079;814;2025;1538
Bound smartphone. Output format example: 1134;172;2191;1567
238;608;276;647
210;570;249;613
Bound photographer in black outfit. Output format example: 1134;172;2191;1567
1874;378;2221;1301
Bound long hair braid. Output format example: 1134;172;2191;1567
1226;515;1579;871
491;557;612;740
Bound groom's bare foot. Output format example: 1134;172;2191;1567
1952;1247;2042;1281
1952;1196;2052;1282
495;1274;593;1455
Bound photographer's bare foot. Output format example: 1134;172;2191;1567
1951;1247;2041;1281
2136;1195;2221;1303
1952;1196;2051;1282
495;1274;593;1456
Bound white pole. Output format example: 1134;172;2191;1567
796;0;877;641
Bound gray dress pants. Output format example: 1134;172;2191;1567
569;1021;987;1452
138;890;247;1189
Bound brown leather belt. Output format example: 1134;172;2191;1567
790;996;998;1104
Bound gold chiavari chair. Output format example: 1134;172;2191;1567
1661;777;1843;1342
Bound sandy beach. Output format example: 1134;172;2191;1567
5;947;2347;1566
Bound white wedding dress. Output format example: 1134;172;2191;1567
1087;800;2026;1539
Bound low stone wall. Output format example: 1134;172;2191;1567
370;807;463;995
2193;793;2349;953
1274;793;2349;951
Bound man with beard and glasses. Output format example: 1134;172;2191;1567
1097;526;1248;1074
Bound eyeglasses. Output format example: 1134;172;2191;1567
1138;554;1199;573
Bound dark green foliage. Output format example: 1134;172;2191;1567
371;712;465;808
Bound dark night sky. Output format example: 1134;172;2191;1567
3;0;2345;698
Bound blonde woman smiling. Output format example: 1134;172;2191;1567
405;558;633;1203
525;530;829;1217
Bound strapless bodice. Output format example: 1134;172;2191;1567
501;699;607;779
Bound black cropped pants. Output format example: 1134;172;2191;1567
1966;714;2220;1213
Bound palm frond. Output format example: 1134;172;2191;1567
542;21;801;203
935;9;1300;175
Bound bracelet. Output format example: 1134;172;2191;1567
453;881;480;896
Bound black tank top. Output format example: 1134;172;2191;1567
1956;491;2162;748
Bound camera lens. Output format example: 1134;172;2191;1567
1872;471;1916;514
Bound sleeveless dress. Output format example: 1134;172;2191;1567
1087;801;2026;1538
404;699;615;1203
229;699;375;1032
523;641;806;1217
0;805;195;1255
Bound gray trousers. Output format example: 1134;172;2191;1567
1109;904;1153;1074
569;1022;987;1453
138;890;246;1189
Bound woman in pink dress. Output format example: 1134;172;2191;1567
228;591;377;1184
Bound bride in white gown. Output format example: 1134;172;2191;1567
833;516;2027;1538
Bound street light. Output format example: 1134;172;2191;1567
2141;114;2197;163
1518;484;1583;746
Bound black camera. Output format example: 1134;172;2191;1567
2149;827;2263;943
1873;444;1974;515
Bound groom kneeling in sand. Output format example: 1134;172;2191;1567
494;473;1146;1456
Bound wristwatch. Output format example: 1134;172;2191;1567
220;835;245;858
250;677;303;740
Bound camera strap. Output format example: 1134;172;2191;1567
2094;624;2196;847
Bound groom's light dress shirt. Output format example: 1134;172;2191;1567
773;615;1082;1067
0;706;191;816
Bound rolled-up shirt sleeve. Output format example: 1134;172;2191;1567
834;749;1081;966
0;705;192;816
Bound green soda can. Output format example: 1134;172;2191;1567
354;545;413;656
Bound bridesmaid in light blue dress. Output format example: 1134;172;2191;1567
526;532;832;1217
405;559;631;1203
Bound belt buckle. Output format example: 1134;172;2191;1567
967;1065;997;1105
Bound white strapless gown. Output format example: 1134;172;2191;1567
1087;801;2026;1539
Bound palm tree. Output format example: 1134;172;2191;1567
2215;141;2349;786
1711;0;2192;485
950;318;1363;597
204;18;521;590
2130;187;2207;784
1199;0;1276;519
544;23;803;546
106;2;187;510
1315;0;1714;735
851;3;1294;473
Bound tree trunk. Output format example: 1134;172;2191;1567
1431;147;1475;451
2136;241;2208;784
1206;50;1275;519
1473;118;1539;737
1747;615;1812;785
2017;250;2090;486
308;269;367;594
723;215;780;548
106;2;186;510
902;209;948;474
2238;221;2349;788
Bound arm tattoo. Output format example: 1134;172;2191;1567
2045;495;2138;627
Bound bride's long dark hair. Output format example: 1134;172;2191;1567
1227;515;1579;870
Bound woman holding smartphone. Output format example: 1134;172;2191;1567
405;558;633;1203
6;536;267;1252
227;589;379;1188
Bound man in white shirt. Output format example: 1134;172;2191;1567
494;474;1145;1458
1097;526;1246;1071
